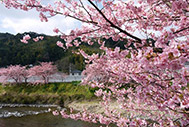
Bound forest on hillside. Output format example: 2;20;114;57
0;32;126;73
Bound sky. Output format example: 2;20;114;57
0;0;162;39
0;0;138;37
0;1;80;35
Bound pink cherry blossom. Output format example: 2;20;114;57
21;34;31;43
53;28;59;33
23;34;31;40
39;36;44;40
1;0;189;126
52;110;59;116
56;41;64;48
33;37;39;42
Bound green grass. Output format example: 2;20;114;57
0;84;4;93
0;82;96;105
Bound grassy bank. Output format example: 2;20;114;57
0;82;96;106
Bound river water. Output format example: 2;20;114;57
0;104;103;127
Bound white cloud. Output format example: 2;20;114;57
1;16;80;35
0;2;81;35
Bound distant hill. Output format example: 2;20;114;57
0;32;126;72
0;32;65;67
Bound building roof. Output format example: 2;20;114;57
71;69;82;73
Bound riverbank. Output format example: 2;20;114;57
0;82;96;106
67;100;178;122
67;100;119;114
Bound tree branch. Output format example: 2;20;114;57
173;26;189;34
88;0;142;43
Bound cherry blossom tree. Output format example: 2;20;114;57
29;62;57;84
21;67;30;83
1;0;189;126
0;67;8;83
2;65;28;83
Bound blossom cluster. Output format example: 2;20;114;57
20;34;44;43
1;0;189;126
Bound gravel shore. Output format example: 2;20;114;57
67;100;179;120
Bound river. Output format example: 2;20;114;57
0;104;104;127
